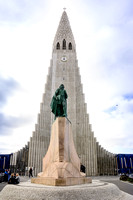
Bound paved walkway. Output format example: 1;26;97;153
0;176;29;192
0;179;133;200
0;176;133;196
0;182;7;192
92;176;133;196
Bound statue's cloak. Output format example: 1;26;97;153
50;96;57;115
50;88;68;117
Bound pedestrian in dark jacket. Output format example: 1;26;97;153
29;167;33;178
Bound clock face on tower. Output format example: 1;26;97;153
61;56;67;62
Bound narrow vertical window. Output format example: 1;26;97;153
130;158;133;168
69;42;72;50
56;42;60;50
121;157;123;168
124;157;127;168
63;39;66;49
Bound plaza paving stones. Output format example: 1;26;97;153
0;179;133;200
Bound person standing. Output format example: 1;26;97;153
29;167;33;178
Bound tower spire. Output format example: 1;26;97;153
53;10;76;51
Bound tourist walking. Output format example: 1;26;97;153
29;167;33;178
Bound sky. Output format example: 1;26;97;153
0;0;133;155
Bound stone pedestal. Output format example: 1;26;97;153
31;117;91;186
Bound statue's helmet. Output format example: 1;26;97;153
59;84;64;89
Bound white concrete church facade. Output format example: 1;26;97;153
10;11;117;176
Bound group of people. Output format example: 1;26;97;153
3;169;20;184
8;172;20;184
0;167;33;183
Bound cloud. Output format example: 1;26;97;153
0;76;33;137
0;112;33;136
0;146;11;154
0;76;19;106
0;0;47;25
103;94;133;121
123;94;133;101
0;0;29;23
104;106;118;114
105;136;133;154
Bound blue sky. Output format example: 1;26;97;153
0;0;133;154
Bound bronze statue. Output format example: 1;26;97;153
50;84;68;119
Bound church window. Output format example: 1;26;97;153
56;42;60;50
63;39;66;49
69;42;72;50
121;158;123;168
130;158;133;168
124;157;127;168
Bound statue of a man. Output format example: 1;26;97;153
50;84;68;119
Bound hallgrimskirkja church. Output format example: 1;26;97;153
10;11;117;176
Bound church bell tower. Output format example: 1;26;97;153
27;11;116;176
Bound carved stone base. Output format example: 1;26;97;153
31;177;92;186
31;118;91;186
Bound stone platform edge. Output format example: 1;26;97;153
31;176;92;186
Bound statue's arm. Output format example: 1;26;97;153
65;90;68;99
55;89;59;98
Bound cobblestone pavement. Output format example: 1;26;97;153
0;179;133;200
0;176;29;192
0;182;7;192
0;176;133;196
92;176;133;196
